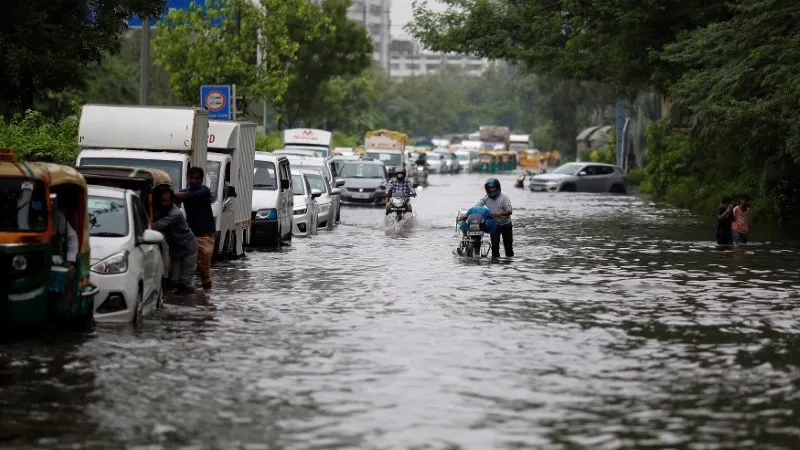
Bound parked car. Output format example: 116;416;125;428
290;170;321;237
455;150;473;172
250;153;293;247
286;155;342;224
432;150;455;173
88;186;164;324
301;170;335;228
529;162;627;193
337;160;390;207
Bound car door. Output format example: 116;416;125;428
278;161;293;234
575;165;598;192
589;165;614;192
131;194;158;305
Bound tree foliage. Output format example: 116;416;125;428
0;0;164;116
152;0;322;112
279;0;373;127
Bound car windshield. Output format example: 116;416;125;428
291;175;305;195
366;152;402;167
339;163;385;179
0;178;47;231
553;163;584;176
88;196;128;237
80;158;183;188
253;160;277;190
305;174;327;194
206;160;221;202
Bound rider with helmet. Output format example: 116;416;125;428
477;178;514;258
385;167;417;215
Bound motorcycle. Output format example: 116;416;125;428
387;196;412;222
455;208;493;258
413;164;428;187
515;169;530;189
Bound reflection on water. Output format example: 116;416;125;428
2;173;800;449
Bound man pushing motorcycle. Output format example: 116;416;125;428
385;168;416;215
477;178;514;258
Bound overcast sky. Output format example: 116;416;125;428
391;0;445;38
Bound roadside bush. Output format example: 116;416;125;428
0;110;79;165
255;131;283;152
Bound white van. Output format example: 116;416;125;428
282;128;332;158
207;121;257;259
250;153;293;247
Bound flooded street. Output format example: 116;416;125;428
2;172;800;450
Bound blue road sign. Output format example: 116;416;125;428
128;0;200;28
201;85;232;120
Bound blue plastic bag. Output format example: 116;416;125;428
459;205;496;234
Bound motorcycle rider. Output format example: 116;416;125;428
385;168;417;215
477;178;514;258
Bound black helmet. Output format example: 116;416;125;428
484;178;501;198
395;168;407;179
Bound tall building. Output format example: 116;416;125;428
388;37;497;78
346;0;391;71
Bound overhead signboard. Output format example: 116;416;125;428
200;85;232;120
127;0;200;28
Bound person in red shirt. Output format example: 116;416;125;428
731;194;750;245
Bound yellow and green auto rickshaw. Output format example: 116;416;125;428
76;166;172;226
0;149;97;334
519;150;541;170
498;151;517;170
476;151;500;173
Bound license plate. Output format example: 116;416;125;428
351;193;370;199
468;231;483;236
532;185;545;191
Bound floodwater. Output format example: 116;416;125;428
2;173;800;450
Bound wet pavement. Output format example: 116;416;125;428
2;173;800;450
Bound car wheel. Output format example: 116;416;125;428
609;183;627;194
134;287;144;326
559;183;576;192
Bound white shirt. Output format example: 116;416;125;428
53;210;78;263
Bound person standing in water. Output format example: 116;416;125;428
716;196;734;245
477;178;514;258
731;194;751;245
175;167;216;290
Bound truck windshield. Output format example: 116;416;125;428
88;196;129;237
206;161;221;202
253;161;277;190
366;152;402;167
0;178;47;231
80;158;183;188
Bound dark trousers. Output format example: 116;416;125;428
490;223;514;258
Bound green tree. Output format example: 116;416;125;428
0;0;164;116
279;0;373;128
409;0;729;93
152;0;322;113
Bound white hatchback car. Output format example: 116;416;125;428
88;186;165;324
291;170;321;236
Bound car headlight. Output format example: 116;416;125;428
255;208;278;220
91;250;129;274
293;206;307;215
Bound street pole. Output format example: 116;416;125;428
139;18;151;105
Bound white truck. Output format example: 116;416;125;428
76;105;209;191
282;128;333;158
510;134;531;153
207;121;257;260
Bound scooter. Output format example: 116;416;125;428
412;164;428;187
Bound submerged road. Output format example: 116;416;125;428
2;173;800;449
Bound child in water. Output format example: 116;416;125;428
731;194;750;245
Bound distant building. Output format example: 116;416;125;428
336;0;391;71
388;38;497;78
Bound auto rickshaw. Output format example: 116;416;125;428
498;151;517;170
519;150;540;169
548;150;562;166
76;166;172;225
476;151;500;173
0;149;97;334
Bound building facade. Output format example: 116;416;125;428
345;0;391;71
388;38;496;78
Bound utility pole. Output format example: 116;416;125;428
139;18;151;105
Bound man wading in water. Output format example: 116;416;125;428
175;167;216;290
